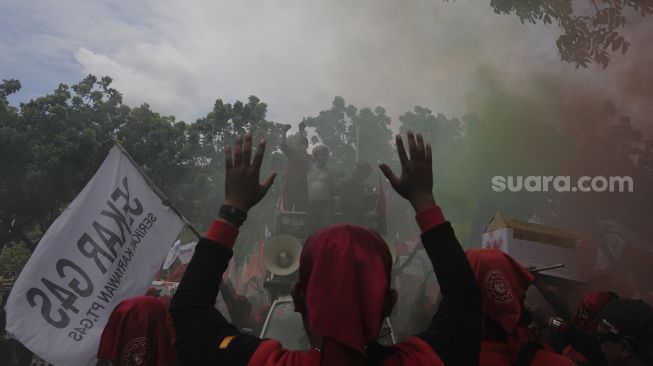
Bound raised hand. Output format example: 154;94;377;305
224;132;276;213
379;130;436;212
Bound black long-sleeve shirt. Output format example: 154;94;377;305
170;221;481;365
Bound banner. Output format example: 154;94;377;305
5;145;184;366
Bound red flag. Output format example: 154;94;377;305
240;239;266;297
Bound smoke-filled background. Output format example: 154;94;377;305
2;0;653;332
2;0;650;125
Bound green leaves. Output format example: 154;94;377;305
485;0;652;68
0;242;31;274
0;79;21;99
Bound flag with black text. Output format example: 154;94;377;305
6;145;184;366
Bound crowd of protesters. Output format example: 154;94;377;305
2;131;652;366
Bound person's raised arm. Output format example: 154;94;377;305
379;131;481;366
170;132;276;366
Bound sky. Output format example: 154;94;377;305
1;0;651;127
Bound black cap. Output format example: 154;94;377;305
599;299;653;338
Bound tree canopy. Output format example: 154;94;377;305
485;0;653;68
1;74;652;297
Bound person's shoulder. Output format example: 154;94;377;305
383;337;445;366
247;340;319;366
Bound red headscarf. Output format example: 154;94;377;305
293;224;393;365
98;296;176;366
466;249;534;335
571;291;618;331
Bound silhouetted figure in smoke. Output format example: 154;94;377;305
280;122;310;212
306;144;338;234
340;162;375;226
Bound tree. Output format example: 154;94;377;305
184;96;286;258
3;73;652;297
0;75;293;268
0;242;31;274
398;107;469;241
0;78;178;249
0;76;124;251
352;106;394;166
485;0;653;68
304;96;357;170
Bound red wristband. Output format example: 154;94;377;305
415;205;446;233
205;219;239;248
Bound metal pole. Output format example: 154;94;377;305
112;140;202;239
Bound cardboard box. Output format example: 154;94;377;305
482;212;586;282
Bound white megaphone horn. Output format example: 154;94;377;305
264;234;303;276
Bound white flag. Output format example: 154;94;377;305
162;240;196;270
6;145;184;366
163;240;182;270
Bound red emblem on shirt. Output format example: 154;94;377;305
484;270;512;304
120;337;150;366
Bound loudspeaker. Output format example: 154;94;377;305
264;234;303;276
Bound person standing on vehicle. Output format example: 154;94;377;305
280;122;310;212
305;144;338;234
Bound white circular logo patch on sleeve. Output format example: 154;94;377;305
484;270;513;304
121;337;150;366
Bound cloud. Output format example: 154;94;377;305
2;0;652;127
74;44;202;120
74;0;560;123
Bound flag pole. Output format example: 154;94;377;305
112;140;202;239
